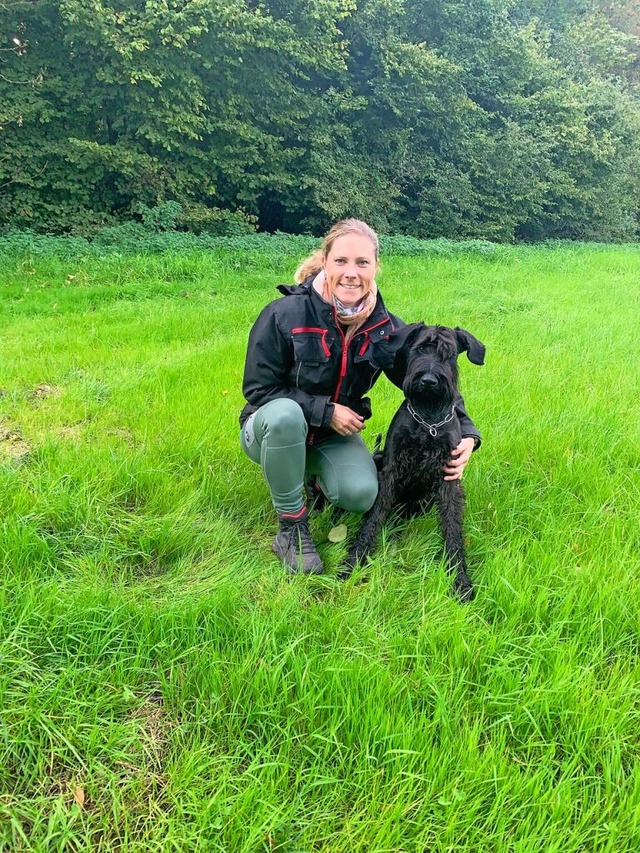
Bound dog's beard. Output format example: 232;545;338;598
403;364;456;411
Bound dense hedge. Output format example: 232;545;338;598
2;1;639;241
4;224;636;266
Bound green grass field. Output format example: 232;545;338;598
1;241;639;852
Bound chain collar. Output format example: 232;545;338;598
406;403;456;437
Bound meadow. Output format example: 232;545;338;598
0;239;639;852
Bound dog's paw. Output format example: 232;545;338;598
337;568;370;587
337;558;370;583
337;560;357;580
453;572;474;602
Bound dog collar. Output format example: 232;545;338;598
406;403;456;437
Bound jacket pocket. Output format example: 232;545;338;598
291;328;331;364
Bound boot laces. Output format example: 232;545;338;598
288;518;316;554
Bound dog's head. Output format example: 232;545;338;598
393;324;485;406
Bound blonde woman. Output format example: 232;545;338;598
239;219;480;574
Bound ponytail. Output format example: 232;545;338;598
294;250;324;284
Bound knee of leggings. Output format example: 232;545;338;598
264;400;307;443
337;478;378;513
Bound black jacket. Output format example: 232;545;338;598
240;278;481;445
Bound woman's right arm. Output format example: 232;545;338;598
242;305;335;429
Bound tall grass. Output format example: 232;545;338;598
1;241;639;851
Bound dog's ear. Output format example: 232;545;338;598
389;322;425;377
454;327;486;365
394;322;425;349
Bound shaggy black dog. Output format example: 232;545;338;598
340;324;485;601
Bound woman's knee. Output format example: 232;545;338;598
336;477;378;513
260;399;307;444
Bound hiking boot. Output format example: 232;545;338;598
272;508;324;575
305;475;328;512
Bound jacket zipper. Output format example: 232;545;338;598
332;313;348;402
332;315;390;402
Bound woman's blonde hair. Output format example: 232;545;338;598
294;219;379;284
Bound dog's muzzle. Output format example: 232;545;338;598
419;374;439;389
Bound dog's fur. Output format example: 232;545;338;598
340;324;485;600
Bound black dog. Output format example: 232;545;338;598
340;324;485;601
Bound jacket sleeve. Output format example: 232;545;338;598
380;312;408;388
455;395;482;449
242;303;334;428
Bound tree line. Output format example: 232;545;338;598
2;0;639;241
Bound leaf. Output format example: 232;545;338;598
74;786;85;808
328;523;347;543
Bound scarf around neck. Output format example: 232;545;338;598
312;270;378;341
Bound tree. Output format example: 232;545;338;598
1;0;638;239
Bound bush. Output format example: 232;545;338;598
0;226;528;263
137;202;183;232
177;204;257;236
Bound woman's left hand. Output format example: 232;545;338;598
443;436;476;481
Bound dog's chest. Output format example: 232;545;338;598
382;428;452;496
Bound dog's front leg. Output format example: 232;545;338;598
437;481;474;601
339;478;396;579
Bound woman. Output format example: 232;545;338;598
239;219;480;575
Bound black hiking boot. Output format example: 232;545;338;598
272;508;324;575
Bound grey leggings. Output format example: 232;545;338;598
240;399;378;515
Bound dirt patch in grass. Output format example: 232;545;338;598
107;426;135;446
130;689;172;775
0;423;31;461
57;424;83;441
32;383;61;400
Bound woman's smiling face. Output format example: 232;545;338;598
322;232;378;306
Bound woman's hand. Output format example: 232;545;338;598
443;436;476;481
330;404;365;436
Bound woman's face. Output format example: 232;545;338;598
323;233;378;306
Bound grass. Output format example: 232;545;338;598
1;240;639;851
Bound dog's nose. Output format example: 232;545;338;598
420;375;438;388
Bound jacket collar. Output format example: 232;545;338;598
276;282;309;296
277;277;393;334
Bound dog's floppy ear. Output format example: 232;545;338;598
454;327;486;365
394;322;425;349
389;322;425;378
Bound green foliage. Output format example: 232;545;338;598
1;0;639;240
137;201;183;232
0;227;522;262
177;203;258;236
